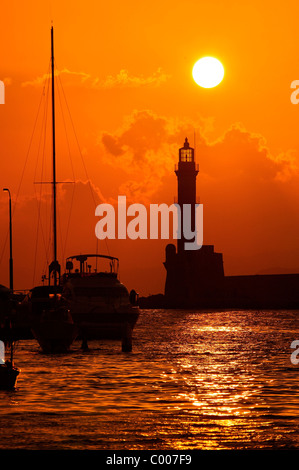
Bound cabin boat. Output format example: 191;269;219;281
61;254;139;341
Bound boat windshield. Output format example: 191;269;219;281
64;254;119;277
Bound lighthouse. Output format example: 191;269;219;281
160;139;299;310
164;138;224;307
175;138;199;254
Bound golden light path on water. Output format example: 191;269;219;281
0;309;298;449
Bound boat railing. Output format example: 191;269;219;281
64;254;119;276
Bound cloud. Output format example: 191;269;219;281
22;68;91;87
99;68;170;88
22;68;170;89
99;110;184;201
100;109;192;166
96;110;299;278
198;122;298;182
98;110;299;204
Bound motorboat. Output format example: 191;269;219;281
61;254;140;341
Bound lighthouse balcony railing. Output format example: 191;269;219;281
174;163;199;172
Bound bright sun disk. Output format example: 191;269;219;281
192;57;224;88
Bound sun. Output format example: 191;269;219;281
192;57;224;88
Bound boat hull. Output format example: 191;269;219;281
61;258;140;342
70;304;140;340
0;364;20;390
31;321;78;353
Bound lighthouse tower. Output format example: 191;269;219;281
164;138;224;307
175;138;199;254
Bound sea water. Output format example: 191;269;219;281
0;309;298;450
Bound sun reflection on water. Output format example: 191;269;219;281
0;309;298;449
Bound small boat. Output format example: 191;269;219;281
61;254;140;341
21;286;78;353
0;320;20;390
0;357;20;390
31;304;78;354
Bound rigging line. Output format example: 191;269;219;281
32;99;48;285
39;254;50;285
55;71;76;180
45;209;53;272
56;66;92;189
33;62;50;183
32;68;52;285
34;102;50;267
55;63;110;255
55;71;76;262
62;182;75;261
0;70;49;269
57;203;64;266
56;67;97;204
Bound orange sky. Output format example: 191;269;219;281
1;0;299;295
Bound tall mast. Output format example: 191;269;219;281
51;26;58;286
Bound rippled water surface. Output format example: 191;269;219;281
0;309;299;449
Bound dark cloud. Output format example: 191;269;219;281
99;110;298;203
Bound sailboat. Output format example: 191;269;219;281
29;27;78;353
25;27;139;351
